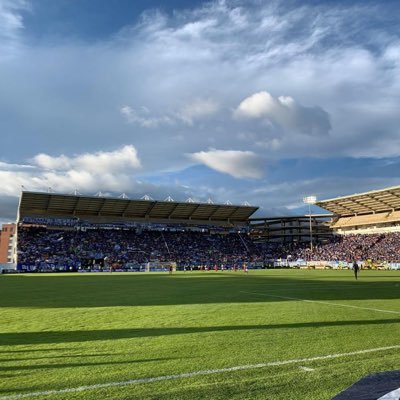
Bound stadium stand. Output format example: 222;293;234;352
262;233;400;263
317;185;400;234
17;226;263;271
15;191;262;271
249;186;400;266
331;211;400;230
10;186;400;272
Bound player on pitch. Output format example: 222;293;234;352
353;260;359;280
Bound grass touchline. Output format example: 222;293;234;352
241;291;400;315
0;345;399;400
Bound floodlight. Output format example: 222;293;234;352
303;195;317;205
303;195;317;252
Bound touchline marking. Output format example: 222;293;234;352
377;387;400;400
241;291;400;315
0;345;399;400
299;366;315;372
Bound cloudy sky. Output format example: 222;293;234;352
1;0;400;223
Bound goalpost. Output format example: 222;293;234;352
145;261;177;272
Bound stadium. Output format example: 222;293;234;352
0;186;399;399
1;0;399;398
4;185;400;272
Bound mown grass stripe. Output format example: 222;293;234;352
1;345;399;400
242;291;400;315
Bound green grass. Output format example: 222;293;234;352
0;270;399;399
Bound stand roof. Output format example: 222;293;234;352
317;185;400;216
18;191;258;226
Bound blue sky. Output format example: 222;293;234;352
0;0;400;222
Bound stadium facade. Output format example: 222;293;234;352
0;223;16;264
249;215;333;244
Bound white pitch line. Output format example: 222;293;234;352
299;366;315;372
0;345;399;400
241;291;400;315
377;387;400;400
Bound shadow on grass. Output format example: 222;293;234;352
0;273;399;308
1;319;398;346
0;357;177;373
0;348;70;354
0;352;125;362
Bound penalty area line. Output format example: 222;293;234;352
241;291;400;315
0;345;400;399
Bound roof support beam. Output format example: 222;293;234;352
349;198;375;213
208;205;223;221
45;194;52;214
369;195;395;210
121;200;131;217
225;206;241;220
97;198;108;216
167;203;181;219
72;196;81;216
388;191;400;203
144;201;157;219
188;203;203;220
328;201;355;215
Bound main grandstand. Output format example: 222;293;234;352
9;185;400;272
14;191;261;271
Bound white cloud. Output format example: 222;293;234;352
1;1;400;220
32;154;71;170
190;149;264;179
74;146;141;174
235;91;275;118
120;105;173;128
0;161;34;171
0;0;28;59
33;145;141;174
121;98;219;127
176;98;220;125
235;91;331;136
0;146;143;197
2;1;399;166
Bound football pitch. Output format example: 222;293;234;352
0;270;399;400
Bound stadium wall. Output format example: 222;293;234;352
0;223;17;263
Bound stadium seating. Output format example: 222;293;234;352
332;211;400;229
17;226;262;270
16;225;400;271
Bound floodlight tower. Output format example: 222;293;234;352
303;195;317;252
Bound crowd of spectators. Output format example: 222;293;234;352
263;232;400;262
17;226;262;270
17;226;400;271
